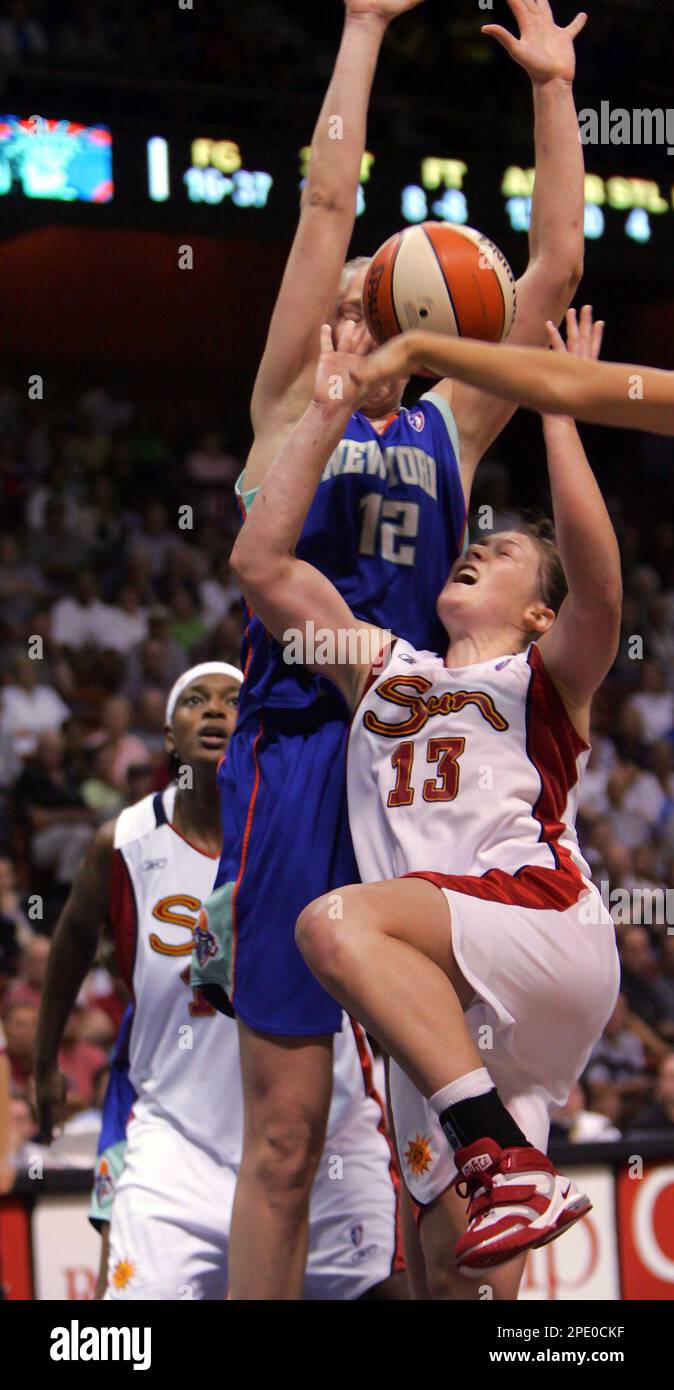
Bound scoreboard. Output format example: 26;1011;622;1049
2;111;674;275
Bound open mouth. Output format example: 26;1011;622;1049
453;565;479;586
198;725;228;750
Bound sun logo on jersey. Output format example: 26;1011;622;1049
193;908;219;968
404;1133;434;1178
111;1258;135;1290
365;674;509;738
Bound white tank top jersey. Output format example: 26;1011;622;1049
348;639;593;897
110;787;383;1163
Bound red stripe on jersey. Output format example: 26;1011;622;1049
349;1019;405;1277
110;850;138;996
230;719;265;1001
406;862;583;910
525;643;588;877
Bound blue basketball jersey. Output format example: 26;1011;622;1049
236;390;466;724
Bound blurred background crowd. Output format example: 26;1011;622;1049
0;0;671;140
0;365;673;1177
1;0;674;1182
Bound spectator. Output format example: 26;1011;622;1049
127;501;176;579
166;583;206;655
0;1017;11;1192
130;688;168;760
584;993;651;1122
3;1000;38;1095
122;632;186;703
200;554;241;631
0;533;47;636
96;583;148;656
58;1012;108;1112
14;730;95;888
50;568;112;651
550;1081;621;1143
625;1053;674;1135
80;743;125;819
619;926;674;1038
4;934;50;1011
0;652;70;783
625;660;674;746
91;697;150;793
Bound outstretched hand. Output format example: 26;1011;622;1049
542;306;604;428
483;0;587;85
546;305;605;362
312;321;371;414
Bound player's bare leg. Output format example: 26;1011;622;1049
389;1058;522;1300
228;1024;333;1300
417;1187;525;1300
297;878;480;1095
298;878;592;1272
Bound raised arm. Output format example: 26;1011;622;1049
34;822;115;1141
442;0;587;484
534;308;622;721
356;328;674;436
245;0;424;489
231;326;387;705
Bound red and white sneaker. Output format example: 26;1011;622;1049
454;1137;592;1272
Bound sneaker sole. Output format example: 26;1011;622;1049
455;1192;593;1273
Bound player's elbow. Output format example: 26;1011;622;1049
300;177;351;219
230;537;285;599
533;249;584;318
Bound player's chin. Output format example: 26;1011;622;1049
191;738;229;764
360;380;401;414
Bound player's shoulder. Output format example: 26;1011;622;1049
114;787;176;850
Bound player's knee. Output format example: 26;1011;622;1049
253;1108;323;1200
424;1254;470;1302
295;895;353;988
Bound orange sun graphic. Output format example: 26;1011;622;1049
112;1258;135;1290
404;1133;434;1177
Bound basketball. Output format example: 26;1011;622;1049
362;222;517;346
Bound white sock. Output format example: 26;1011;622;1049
429;1068;494;1116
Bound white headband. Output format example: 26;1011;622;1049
165;662;243;722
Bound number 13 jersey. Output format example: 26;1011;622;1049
347;639;593;896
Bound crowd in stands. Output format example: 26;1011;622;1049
1;1;671;137
0;362;672;1184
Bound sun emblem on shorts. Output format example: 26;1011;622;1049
111;1258;135;1290
404;1133;434;1177
194;908;218;968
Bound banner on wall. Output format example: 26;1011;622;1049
32;1195;101;1301
617;1161;674;1300
3;1158;674;1300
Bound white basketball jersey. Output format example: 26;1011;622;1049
111;787;382;1162
348;640;592;893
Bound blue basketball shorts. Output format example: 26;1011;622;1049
193;707;360;1036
